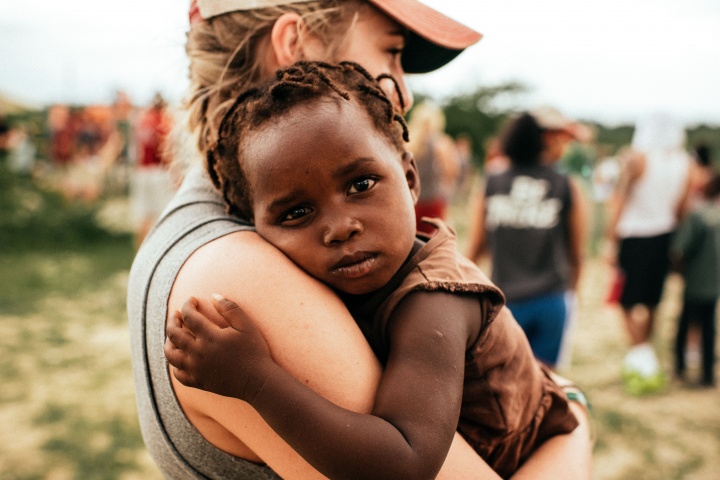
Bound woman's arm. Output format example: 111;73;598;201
566;177;588;291
606;149;646;242
168;231;382;478
168;232;591;478
168;231;503;479
510;400;592;480
168;288;478;480
465;183;488;263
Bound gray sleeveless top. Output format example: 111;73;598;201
127;166;282;479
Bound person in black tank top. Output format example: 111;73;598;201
466;109;587;369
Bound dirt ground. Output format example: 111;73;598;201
565;258;720;480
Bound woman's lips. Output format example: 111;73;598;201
331;252;378;279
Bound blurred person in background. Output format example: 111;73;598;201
63;106;115;203
466;107;587;371
483;135;510;175
4;124;37;174
0;112;10;158
453;132;479;201
407;100;460;235
107;90;135;194
687;144;715;208
0;114;36;173
605;111;692;395
113;90;135;167
669;173;720;388
48;105;78;172
678;143;716;370
130;93;175;247
589;148;620;256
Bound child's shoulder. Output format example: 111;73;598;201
413;219;498;292
384;221;505;324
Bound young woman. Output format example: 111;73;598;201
465;109;586;370
127;1;591;478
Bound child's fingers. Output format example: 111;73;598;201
180;297;214;335
166;312;195;350
167;354;196;387
172;368;196;387
163;326;200;388
163;337;187;371
210;293;248;329
164;339;200;387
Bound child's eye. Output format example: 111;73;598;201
348;177;377;194
280;206;313;223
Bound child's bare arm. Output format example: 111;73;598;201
164;295;276;401
165;292;479;480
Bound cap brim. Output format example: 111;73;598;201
193;0;482;74
367;0;482;73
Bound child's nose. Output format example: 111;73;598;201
322;216;363;246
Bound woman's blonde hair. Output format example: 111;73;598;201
172;0;364;170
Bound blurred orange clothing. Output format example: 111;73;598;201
137;106;171;167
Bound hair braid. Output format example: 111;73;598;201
375;72;406;112
206;61;409;222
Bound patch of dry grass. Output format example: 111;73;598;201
0;241;161;479
567;261;720;480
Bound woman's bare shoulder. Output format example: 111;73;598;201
184;230;295;273
170;229;381;406
173;230;323;301
168;230;381;476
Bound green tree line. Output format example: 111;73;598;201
411;83;720;177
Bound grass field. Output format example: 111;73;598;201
0;172;718;479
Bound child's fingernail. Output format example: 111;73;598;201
211;293;225;302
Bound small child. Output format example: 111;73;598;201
164;61;582;479
670;173;720;387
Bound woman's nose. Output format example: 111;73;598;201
397;77;414;112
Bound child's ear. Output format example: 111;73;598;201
402;151;420;204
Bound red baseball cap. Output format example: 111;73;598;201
189;0;482;73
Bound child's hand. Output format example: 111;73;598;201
164;294;274;402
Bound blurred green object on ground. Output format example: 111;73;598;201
622;369;668;397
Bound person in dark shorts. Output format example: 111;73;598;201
607;112;692;395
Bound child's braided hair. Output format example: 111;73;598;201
205;60;409;221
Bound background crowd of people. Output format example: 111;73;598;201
2;86;717;397
2;90;177;247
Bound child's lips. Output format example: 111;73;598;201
331;252;378;279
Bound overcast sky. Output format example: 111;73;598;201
1;0;719;126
